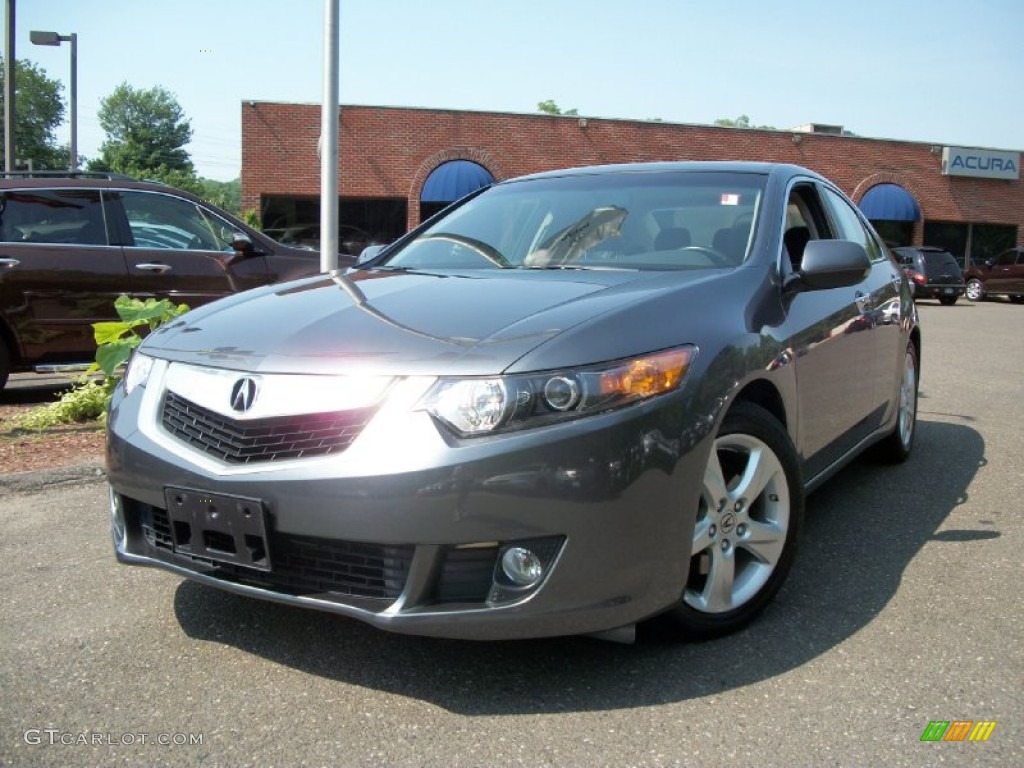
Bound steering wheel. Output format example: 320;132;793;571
421;233;511;267
679;246;733;267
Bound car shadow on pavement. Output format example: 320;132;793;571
173;418;984;715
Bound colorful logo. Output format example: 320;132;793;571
920;721;996;742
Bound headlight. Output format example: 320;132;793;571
423;346;696;436
123;352;154;395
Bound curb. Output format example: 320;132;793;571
0;462;107;496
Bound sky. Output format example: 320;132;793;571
6;0;1023;181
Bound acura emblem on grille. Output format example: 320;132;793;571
230;377;259;412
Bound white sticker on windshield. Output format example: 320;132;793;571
721;194;740;206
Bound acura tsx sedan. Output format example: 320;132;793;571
106;162;920;643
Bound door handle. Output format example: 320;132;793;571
0;257;20;269
135;263;172;273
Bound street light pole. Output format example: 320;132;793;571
68;33;77;171
3;0;15;173
29;29;77;171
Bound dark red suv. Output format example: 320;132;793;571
963;247;1024;303
0;172;331;389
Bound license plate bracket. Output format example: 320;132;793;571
164;487;271;571
943;288;954;295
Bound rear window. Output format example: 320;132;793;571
0;188;107;245
922;251;962;273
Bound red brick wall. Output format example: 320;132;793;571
242;103;1023;244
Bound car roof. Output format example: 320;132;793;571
507;160;822;185
0;174;204;203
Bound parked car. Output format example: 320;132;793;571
891;246;966;305
106;162;920;643
0;172;332;390
963;246;1024;303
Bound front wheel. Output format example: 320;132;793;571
662;402;803;640
965;279;984;302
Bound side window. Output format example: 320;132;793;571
822;187;882;262
783;183;829;270
121;191;234;251
0;189;107;245
995;250;1016;266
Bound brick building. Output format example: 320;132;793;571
241;103;1022;265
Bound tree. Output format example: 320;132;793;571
537;99;578;116
0;56;67;169
714;114;775;130
198;177;241;213
91;83;195;183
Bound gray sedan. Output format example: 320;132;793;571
106;162;920;642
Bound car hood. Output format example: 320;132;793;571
142;268;725;376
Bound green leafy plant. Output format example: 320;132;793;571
12;295;189;430
91;294;190;378
12;375;113;429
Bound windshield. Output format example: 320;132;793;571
380;171;766;271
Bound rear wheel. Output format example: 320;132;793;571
938;295;958;306
965;279;984;302
874;341;919;463
663;402;803;640
1010;295;1024;305
0;339;9;391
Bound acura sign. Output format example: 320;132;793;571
941;146;1020;180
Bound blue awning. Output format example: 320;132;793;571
858;184;921;222
421;160;494;203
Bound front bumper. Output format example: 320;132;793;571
106;364;712;640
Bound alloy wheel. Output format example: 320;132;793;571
686;432;791;614
897;348;917;450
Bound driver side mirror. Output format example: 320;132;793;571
225;232;258;264
789;240;871;291
231;232;255;255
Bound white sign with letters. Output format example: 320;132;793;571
941;147;1020;180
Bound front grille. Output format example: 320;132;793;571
140;503;412;600
161;391;373;464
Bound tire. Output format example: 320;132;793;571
965;279;984;302
1010;295;1024;305
938;295;958;306
0;339;9;391
873;341;919;464
662;401;803;640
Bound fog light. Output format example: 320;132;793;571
501;546;544;587
109;487;127;551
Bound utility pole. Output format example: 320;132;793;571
3;0;15;173
319;0;339;273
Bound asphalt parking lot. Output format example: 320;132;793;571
1;300;1021;768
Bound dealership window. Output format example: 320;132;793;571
260;196;408;253
870;220;913;248
923;221;1018;269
